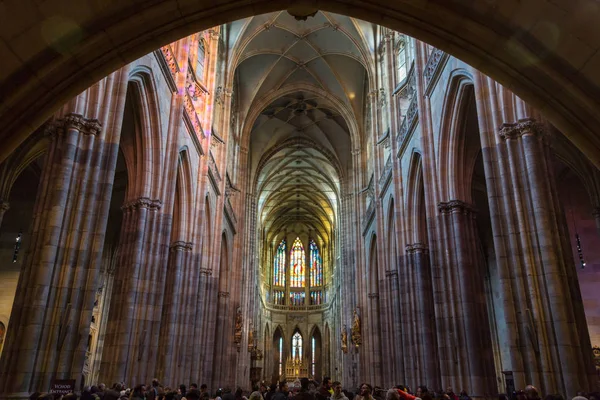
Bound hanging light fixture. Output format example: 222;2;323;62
12;231;22;263
569;192;586;269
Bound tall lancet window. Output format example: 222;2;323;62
290;237;305;287
196;39;206;81
278;336;283;376
273;239;286;287
309;239;322;286
292;331;303;360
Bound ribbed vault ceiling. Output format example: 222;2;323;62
227;11;373;245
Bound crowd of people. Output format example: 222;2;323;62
31;378;600;400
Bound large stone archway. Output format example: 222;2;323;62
1;0;600;165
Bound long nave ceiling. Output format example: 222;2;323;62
225;11;375;244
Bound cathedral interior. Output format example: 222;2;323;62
1;1;600;399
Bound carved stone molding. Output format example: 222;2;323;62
121;197;163;211
208;29;220;40
592;207;600;218
45;113;102;137
200;268;212;275
169;241;193;252
0;201;10;212
438;199;476;215
368;293;379;299
406;242;428;254
218;291;230;298
385;269;398;278
499;118;544;140
423;48;449;94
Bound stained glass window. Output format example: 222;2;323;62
273;290;285;305
290;237;305;287
289;291;305;306
310;291;322;305
273;239;286;287
309;240;322;287
292;332;303;360
278;336;283;376
311;336;316;376
197;39;205;80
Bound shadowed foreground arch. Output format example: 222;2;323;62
1;0;600;168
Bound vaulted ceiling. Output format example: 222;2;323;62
225;11;375;245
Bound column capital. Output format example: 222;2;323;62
121;197;163;211
406;242;429;253
438;199;476;215
169;241;193;252
499;118;544;140
385;269;398;278
0;200;10;212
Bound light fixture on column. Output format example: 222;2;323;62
569;193;586;269
12;231;22;263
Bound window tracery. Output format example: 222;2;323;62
290;237;305;288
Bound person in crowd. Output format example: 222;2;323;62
416;388;428;399
200;385;209;400
82;387;97;400
524;386;541;400
317;378;332;400
222;388;235;400
234;388;246;400
589;393;600;400
266;385;277;400
215;389;223;400
186;389;200;400
332;383;347;400
249;392;263;400
97;384;107;400
273;382;289;400
445;388;458;400
295;378;315;400
260;384;268;399
386;389;400;400
104;383;122;400
178;385;187;400
120;388;131;400
354;384;374;400
132;385;147;400
458;391;470;400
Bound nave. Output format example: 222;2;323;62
0;7;599;400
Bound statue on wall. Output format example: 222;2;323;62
341;324;348;353
351;308;361;348
248;324;256;352
234;307;242;351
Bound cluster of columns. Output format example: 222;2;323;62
0;28;245;395
343;35;598;397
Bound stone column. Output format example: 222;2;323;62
438;200;496;396
498;120;595;394
99;196;165;384
156;240;192;384
0;76;128;395
409;243;439;388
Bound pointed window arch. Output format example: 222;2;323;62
309;239;322;287
290;237;305;288
292;331;303;360
196;39;206;80
273;239;286;287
